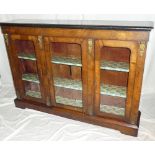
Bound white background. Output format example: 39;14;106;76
0;14;155;96
0;0;155;153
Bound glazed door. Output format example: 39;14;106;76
95;40;138;121
9;35;46;103
44;37;88;112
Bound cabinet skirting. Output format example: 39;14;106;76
15;98;141;136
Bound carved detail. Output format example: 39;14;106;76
139;42;146;56
4;34;9;46
38;36;43;49
88;39;93;55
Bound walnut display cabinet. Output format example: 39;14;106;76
0;20;153;136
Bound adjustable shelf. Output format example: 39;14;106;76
100;60;129;72
54;77;126;98
22;73;39;83
22;74;126;98
56;96;124;115
18;53;36;61
52;56;129;72
100;83;126;98
55;96;82;108
54;77;82;90
26;90;41;98
100;105;125;116
52;56;82;67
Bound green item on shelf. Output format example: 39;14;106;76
100;60;129;72
22;74;39;83
52;56;82;67
100;104;125;116
26;90;41;98
56;96;82;107
54;77;126;98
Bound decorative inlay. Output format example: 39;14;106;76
139;42;146;56
4;33;9;46
88;39;93;55
38;36;43;49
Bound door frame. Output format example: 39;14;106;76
94;39;138;122
44;36;88;113
9;34;46;103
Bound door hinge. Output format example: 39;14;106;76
4;34;9;46
38;36;43;49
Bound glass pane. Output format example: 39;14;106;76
14;40;41;99
51;42;83;108
99;46;130;117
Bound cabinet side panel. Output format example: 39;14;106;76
2;32;22;99
130;42;147;124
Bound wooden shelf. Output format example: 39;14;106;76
22;73;39;83
100;60;129;72
21;74;126;98
55;96;82;108
54;77;82;90
100;83;126;98
52;56;82;67
54;77;126;98
18;53;36;61
100;105;125;116
55;95;124;115
26;90;41;98
52;56;129;72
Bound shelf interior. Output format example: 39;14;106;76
54;77;82;90
22;73;39;83
100;83;126;98
22;74;126;98
52;56;129;72
52;56;82;67
100;60;129;72
55;96;82;108
18;53;129;73
54;77;126;98
26;90;41;98
100;105;125;116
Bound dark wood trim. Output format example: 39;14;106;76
0;19;153;31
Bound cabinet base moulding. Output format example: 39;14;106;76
14;98;141;137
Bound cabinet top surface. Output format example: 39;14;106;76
0;19;154;31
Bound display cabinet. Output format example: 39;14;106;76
1;20;153;136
